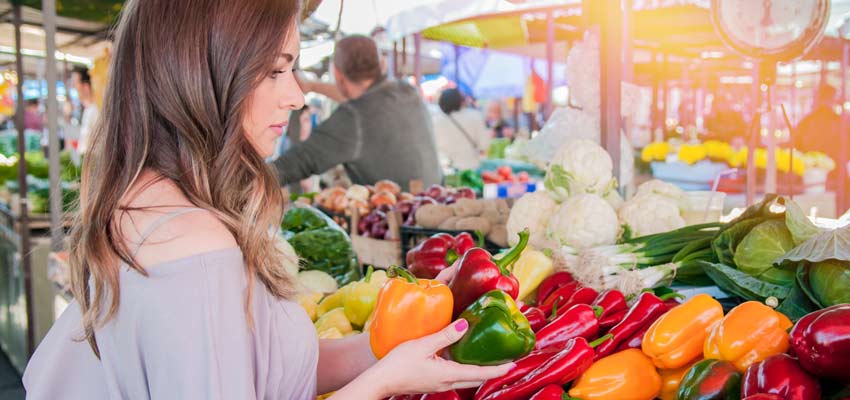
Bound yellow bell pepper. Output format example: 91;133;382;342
568;349;662;400
703;301;792;372
658;359;700;400
317;327;344;339
316;289;347;317
642;294;724;369
314;307;352;336
511;248;554;302
296;291;323;322
343;267;383;328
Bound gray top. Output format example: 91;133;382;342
273;78;443;191
23;209;319;399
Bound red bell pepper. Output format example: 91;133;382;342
406;232;477;279
529;385;566;400
480;335;611;400
593;291;673;359
536;272;575;305
789;304;850;381
475;348;560;400
538;282;579;316
552;287;599;318
448;230;527;317
591;290;627;322
388;395;422;400
421;391;462;400
523;307;548;332
742;354;821;400
534;304;601;351
598;308;627;331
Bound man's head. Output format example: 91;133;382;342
815;84;837;109
438;88;463;115
332;35;382;100
72;66;93;102
25;98;39;110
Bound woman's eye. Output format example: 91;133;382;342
270;69;286;78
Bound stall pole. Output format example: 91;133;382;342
661;53;668;134
651;51;659;139
839;43;849;213
401;36;407;77
392;41;399;79
545;10;554;118
413;33;422;88
454;44;460;84
44;0;64;251
746;65;761;206
621;0;633;83
791;62;798;124
12;4;36;356
599;0;623;183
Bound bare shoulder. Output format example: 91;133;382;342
119;175;238;267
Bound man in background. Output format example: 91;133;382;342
72;66;98;155
273;35;441;191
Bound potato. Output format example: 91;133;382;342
415;204;454;228
438;216;461;230
455;216;491;235
451;198;484;218
487;224;508;247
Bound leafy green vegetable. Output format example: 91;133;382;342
733;220;796;285
281;206;331;233
776;227;850;265
543;164;577;202
784;199;821;246
701;261;791;301
808;259;850;307
281;206;361;285
775;267;820;321
712;218;766;266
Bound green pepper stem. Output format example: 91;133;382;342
364;266;374;283
592;306;604;318
446;249;459;266
494;228;529;274
474;230;485;248
658;292;684;301
388;266;418;284
551;296;563;319
588;333;614;349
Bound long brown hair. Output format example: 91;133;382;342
69;0;299;356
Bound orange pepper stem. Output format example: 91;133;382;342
388;266;418;284
589;333;614;348
494;228;529;273
592;306;604;318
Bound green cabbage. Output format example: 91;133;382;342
808;259;850;307
732;220;796;285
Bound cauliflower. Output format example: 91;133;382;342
618;193;686;238
506;191;558;249
276;235;300;277
544;139;614;201
635;179;685;204
547;193;619;249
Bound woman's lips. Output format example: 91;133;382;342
269;122;287;135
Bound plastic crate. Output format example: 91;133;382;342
399;225;503;266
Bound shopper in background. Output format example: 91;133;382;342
72;66;98;154
794;83;849;200
704;92;746;143
23;98;44;131
23;1;510;399
485;100;514;140
275;35;442;191
433;88;490;170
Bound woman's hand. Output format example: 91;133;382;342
362;319;514;398
434;261;458;285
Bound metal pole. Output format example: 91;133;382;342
600;0;622;183
401;36;407;77
413;33;422;88
746;64;761;206
661;53;668;134
651;51;659;139
545;10;554;117
791;62;798;125
13;4;35;356
621;0;633;83
392;41;398;79
454;44;460;84
44;0;63;251
839;43;849;214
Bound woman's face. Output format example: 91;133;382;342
243;25;304;158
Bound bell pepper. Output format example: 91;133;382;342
296;291;323;322
449;290;535;365
314;307;353;336
449;230;527;317
677;359;741;400
535;304;602;351
529;385;566;400
511;248;555;301
475;348;560;400
658;360;700;400
594;291;674;359
590;290;627;322
536;271;575;305
642;293;724;369
342;266;382;328
407;232;477;279
316;289;347;317
481;335;612;400
741;354;821;400
568;348;662;400
538;281;579;316
523;307;548;332
370;267;453;359
789;304;850;381
616;297;681;352
704;301;792;372
552;286;599;318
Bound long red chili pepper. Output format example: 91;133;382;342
593;291;675;359
474;348;560;400
523;307;548;332
535;272;575;305
552;287;600;318
534;304;602;351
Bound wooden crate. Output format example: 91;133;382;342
349;207;403;268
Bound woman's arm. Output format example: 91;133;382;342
316;332;377;394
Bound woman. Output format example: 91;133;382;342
22;1;512;399
432;88;491;170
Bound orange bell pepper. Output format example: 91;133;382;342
703;301;792;372
658;359;700;400
369;267;453;359
642;294;723;369
568;348;662;400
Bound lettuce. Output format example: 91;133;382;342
733;220;796;285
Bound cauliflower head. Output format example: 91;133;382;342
506;191;559;249
618;193;686;238
635;179;685;202
546;193;619;249
544;139;614;201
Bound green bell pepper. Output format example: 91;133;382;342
677;359;741;400
449;290;535;366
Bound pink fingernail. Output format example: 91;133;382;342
455;319;468;332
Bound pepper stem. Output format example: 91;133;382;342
592;306;604;318
588;333;614;349
493;228;530;274
388;266;418;284
550;296;563;319
474;230;485;248
446;249;459;266
364;266;374;283
658;292;684;301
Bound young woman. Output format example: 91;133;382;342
22;1;512;399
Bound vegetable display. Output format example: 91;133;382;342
677;359;742;400
406;232;477;279
281;206;361;285
449;290;536;366
703;301;792;372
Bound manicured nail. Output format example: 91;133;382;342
455;319;468;332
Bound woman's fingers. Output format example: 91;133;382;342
418;319;468;353
445;362;514;383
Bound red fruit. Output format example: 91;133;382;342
518;172;530;183
497;165;513;178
